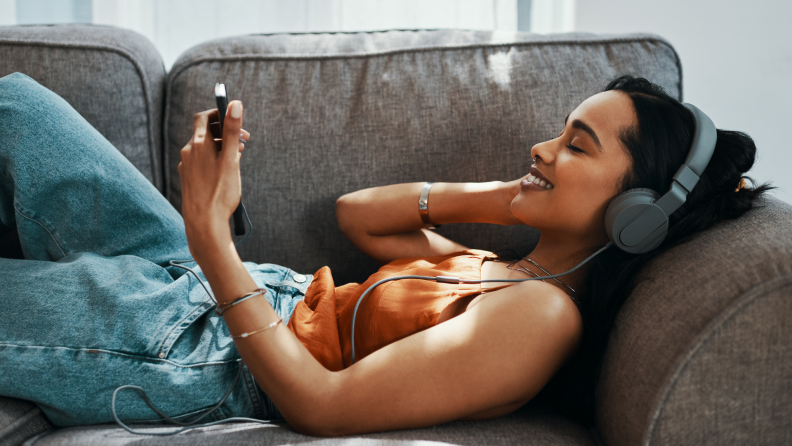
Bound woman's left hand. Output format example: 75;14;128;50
178;101;249;259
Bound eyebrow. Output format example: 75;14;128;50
564;114;603;152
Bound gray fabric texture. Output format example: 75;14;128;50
0;24;166;190
0;398;52;446
24;400;596;446
596;196;792;446
164;30;682;286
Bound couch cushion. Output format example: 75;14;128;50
0;397;52;446
596;196;792;446
0;24;166;190
23;400;597;446
164;30;682;286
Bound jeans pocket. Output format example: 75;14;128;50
154;298;217;361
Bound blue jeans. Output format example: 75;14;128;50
0;73;310;428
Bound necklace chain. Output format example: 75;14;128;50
505;257;580;305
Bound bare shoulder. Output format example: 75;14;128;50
470;279;583;350
515;280;582;339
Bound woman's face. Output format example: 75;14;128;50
511;90;636;245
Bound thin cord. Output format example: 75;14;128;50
350;242;613;364
112;203;266;436
167;202;253;304
111;361;272;436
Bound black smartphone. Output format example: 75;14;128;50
215;83;246;236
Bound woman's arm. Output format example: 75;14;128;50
177;105;582;436
336;181;525;263
190;237;582;436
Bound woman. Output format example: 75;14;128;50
0;72;769;436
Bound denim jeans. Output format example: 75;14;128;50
0;72;310;428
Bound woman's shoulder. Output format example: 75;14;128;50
472;279;583;343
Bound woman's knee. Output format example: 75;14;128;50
0;72;77;126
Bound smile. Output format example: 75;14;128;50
520;176;554;192
525;174;554;189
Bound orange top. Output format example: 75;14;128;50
287;249;495;370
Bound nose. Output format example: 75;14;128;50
530;139;555;165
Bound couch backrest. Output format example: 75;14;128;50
0;24;166;191
165;30;682;285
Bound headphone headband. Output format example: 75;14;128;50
604;102;718;254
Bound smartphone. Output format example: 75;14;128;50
215;83;246;236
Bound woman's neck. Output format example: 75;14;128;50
525;234;608;295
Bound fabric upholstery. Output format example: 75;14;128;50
596;196;792;446
0;24;166;190
0;397;51;446
164;30;682;286
22;400;597;446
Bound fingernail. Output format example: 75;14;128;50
230;101;242;119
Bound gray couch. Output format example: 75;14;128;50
1;24;790;446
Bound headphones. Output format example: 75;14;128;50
604;103;718;254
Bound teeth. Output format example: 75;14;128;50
527;173;554;189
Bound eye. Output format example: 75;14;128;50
566;144;584;153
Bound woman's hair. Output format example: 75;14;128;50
534;75;773;425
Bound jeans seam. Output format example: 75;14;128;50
12;202;66;258
156;298;215;358
0;343;239;368
241;362;266;419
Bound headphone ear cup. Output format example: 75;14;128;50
605;188;668;254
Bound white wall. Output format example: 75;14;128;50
92;0;518;70
576;0;792;204
0;0;15;25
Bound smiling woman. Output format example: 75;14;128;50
0;72;771;436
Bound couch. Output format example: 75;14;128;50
0;24;790;446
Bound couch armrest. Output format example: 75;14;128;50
597;196;792;446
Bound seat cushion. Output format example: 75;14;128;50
164;30;682;286
22;400;597;446
0;396;53;446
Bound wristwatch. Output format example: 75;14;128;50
418;182;439;230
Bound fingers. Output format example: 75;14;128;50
221;100;244;160
211;124;250;144
192;110;214;150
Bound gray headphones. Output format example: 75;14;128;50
604;103;718;254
